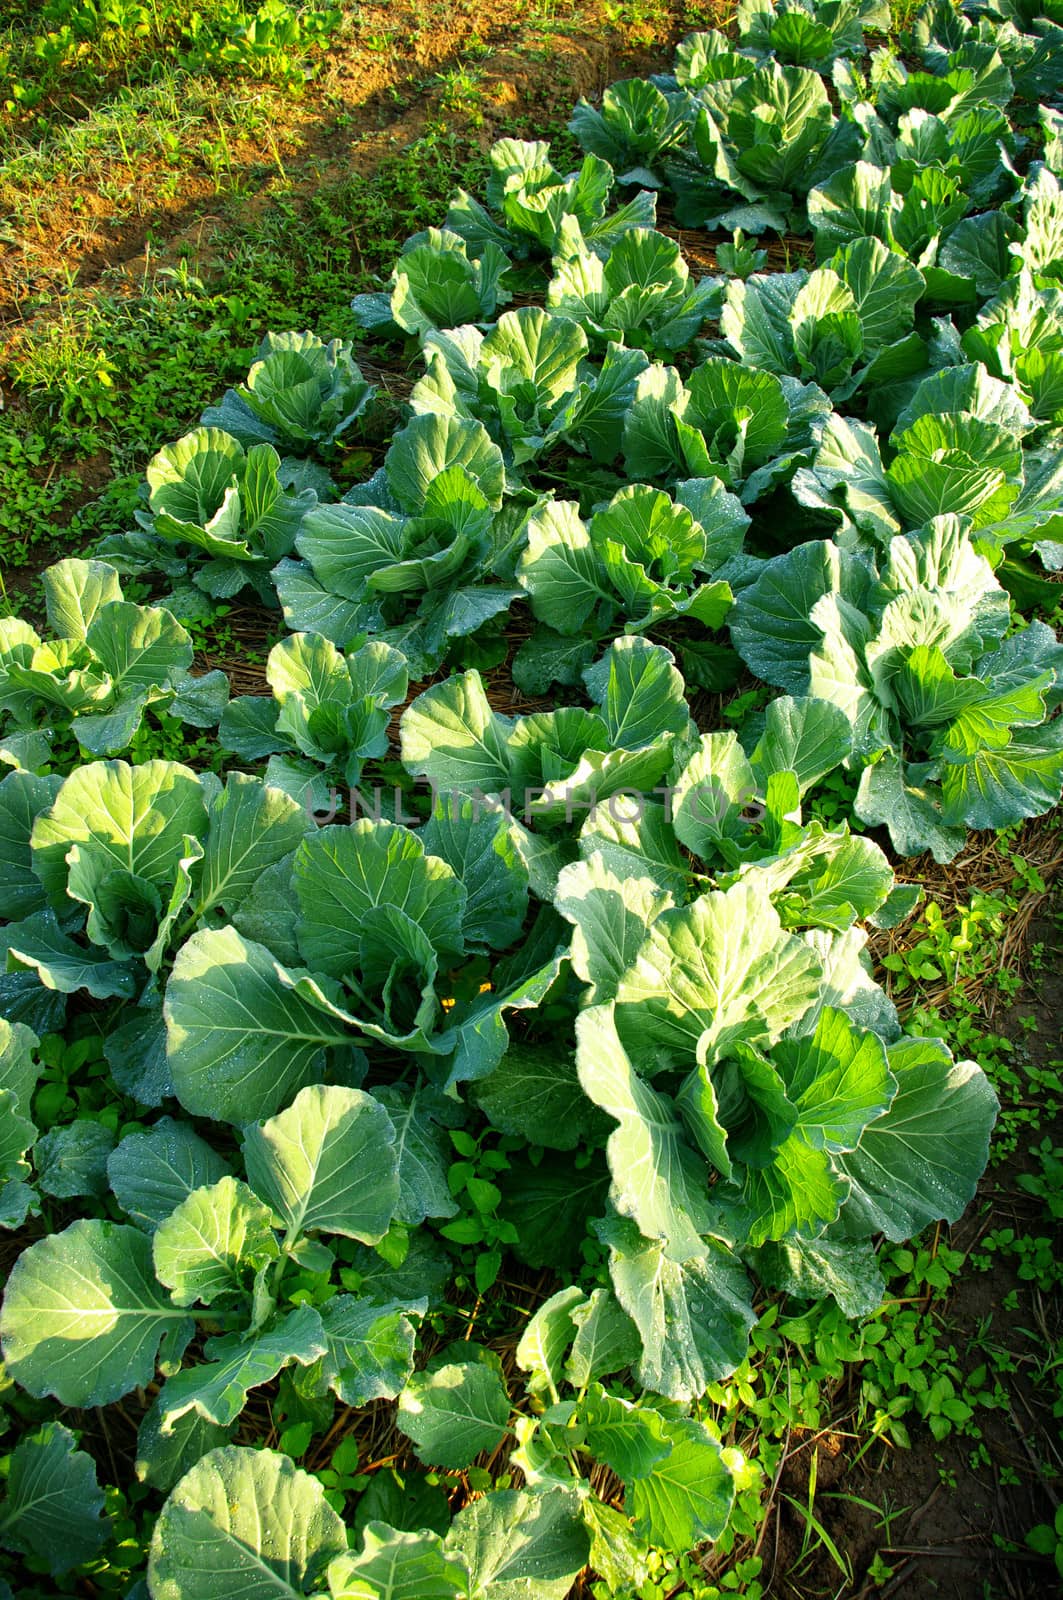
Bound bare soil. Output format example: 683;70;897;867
0;0;707;321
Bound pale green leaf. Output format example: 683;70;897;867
565;1288;640;1389
421;798;529;951
854;755;966;865
444;1487;589;1600
515;1287;586;1402
108;1117;231;1232
148;1445;346;1600
31;759;208;906
0;772;61;922
194;774;310;922
734;1126;846;1246
627;1416;734;1554
577;799;689;898
397;1353;510;1469
555;854;673;1005
0;1219;191;1407
614;882;823;1072
577;1004;716;1256
153;1177;278;1307
35;1119;114;1199
773;1006;895;1153
579;1495;649;1593
328;1524;466;1600
749;695;851;796
136;1398;232;1494
671;731;757;856
318;1295;424;1408
85;601;192;698
387;414;504;514
599;1213;755;1402
470;1041;604;1152
518;500;609;635
939;722;1063;833
243;1084;399;1245
164;927;353;1124
584;636;689;748
293;821;465;981
0;1422;107;1576
580;1384;669;1479
372;1083;459;1225
835;1036;998;1241
2;909;138;998
753;1234;884;1317
400;671;513;793
42;558;123;640
157;1306;326;1430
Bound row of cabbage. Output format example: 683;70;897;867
0;686;998;1596
0;0;1060;1595
34;0;1057;862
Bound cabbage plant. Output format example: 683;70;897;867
352;226;512;336
445;136;657;261
568;77;694;183
572;12;1028;245
732;518;1063;858
539;730;994;1388
792;362;1063;550
202;330;378;450
807;157;976;268
671;26;761;90
623;355;832;503
400;637;695;846
664;59;862;231
546;227;722;356
516;482;742;677
0;1077;416;1446
702;61;845;197
0;4;1046;1586
0;784;999;1595
719;235;928;400
963;271;1063;430
273;411;520;675
408;306;650;476
103;427;320;606
0;757;566;1108
219;631;408;795
736;0;891;64
0;558;226;772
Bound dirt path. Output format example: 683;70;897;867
0;0;702;321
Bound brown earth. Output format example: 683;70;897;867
0;0;717;321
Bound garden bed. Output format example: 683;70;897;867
0;1;1061;1597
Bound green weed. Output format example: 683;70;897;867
1;0;342;120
